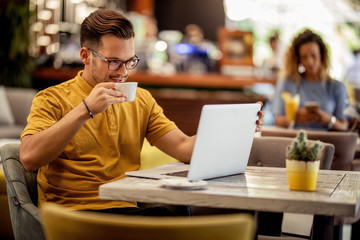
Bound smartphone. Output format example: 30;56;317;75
305;101;319;111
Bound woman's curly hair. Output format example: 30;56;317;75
281;28;331;84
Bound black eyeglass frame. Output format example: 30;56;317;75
87;48;140;71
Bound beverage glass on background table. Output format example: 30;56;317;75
282;92;300;129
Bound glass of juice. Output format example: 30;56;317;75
282;93;300;128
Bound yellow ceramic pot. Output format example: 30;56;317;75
286;159;320;191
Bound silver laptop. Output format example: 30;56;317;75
126;103;261;181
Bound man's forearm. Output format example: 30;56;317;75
153;129;196;164
20;103;90;172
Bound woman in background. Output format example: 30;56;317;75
271;28;348;131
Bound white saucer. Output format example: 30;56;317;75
159;178;208;190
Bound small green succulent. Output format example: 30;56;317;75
286;130;324;162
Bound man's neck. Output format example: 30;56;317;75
81;68;97;87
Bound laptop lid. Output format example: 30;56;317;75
126;103;261;180
187;103;261;180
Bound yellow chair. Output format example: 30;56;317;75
40;203;255;240
140;139;178;170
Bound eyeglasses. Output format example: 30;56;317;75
88;48;140;71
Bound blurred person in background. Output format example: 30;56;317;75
346;49;360;88
258;31;285;126
182;24;204;45
271;28;348;131
263;31;285;75
344;48;360;133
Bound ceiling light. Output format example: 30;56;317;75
38;10;52;21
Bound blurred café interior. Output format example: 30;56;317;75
3;1;360;240
3;0;360;135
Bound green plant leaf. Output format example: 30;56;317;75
286;130;324;161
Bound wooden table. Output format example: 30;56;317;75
99;166;360;240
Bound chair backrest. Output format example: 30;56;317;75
0;144;45;240
40;203;256;240
261;128;358;170
248;136;335;170
5;87;37;126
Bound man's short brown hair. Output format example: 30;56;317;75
80;9;135;50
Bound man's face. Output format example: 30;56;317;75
89;34;135;85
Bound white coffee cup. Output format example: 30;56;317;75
115;82;138;102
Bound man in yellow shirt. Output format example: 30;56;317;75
20;9;264;215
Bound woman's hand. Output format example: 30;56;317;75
256;101;265;132
296;107;347;130
295;107;320;124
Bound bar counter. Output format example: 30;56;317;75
32;67;276;90
128;71;276;89
32;67;274;135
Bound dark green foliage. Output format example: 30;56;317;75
0;0;34;87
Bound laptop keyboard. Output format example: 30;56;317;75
163;170;189;177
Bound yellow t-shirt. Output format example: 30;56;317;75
21;71;177;210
